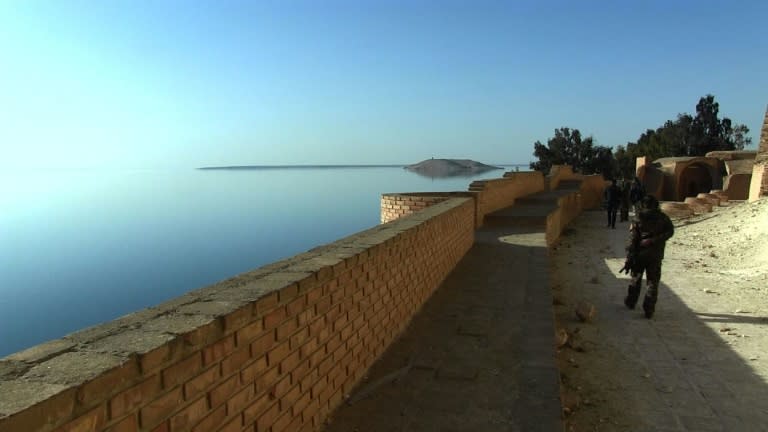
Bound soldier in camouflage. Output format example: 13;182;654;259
619;195;675;318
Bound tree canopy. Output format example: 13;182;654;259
612;95;752;178
529;127;616;177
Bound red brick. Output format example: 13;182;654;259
223;305;254;333
291;390;311;418
272;374;292;399
140;387;184;429
255;293;278;315
78;360;141;407
169;396;208;431
151;420;169;432
254;366;280;394
221;346;252;376
264;306;287;330
202;335;236;366
286;296;306;317
279;350;301;375
209;374;240;408
138;342;175;373
183;365;220;400
104;414;137;432
190;404;226;432
109;374;162;419
306;287;323;305
278;284;299;303
162;353;203;389
298;336;319;360
0;388;76;432
242;393;272;425
183;319;224;348
275;317;298;342
279;384;301;411
219;414;244;432
58;405;106;432
267;340;290;367
271;411;292;432
310;377;327;399
250;332;276;358
236;319;265;346
240;356;268;384
315;296;331;315
290;359;311;383
301;399;320;424
288;327;309;350
227;383;256;416
255;402;280;432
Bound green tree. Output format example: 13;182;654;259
614;95;752;177
530;127;615;176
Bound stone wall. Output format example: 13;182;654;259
749;106;768;201
0;198;475;432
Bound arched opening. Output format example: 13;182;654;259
678;163;714;200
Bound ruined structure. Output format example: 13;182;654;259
640;152;756;202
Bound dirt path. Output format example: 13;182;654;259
551;199;768;432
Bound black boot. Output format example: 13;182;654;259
624;296;636;310
642;297;655;319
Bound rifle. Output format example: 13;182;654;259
620;223;642;274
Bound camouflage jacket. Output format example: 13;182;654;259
626;208;674;262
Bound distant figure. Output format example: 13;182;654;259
603;179;622;229
619;180;631;222
629;177;645;214
620;195;674;318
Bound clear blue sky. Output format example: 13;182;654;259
1;0;766;168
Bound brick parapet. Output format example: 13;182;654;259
0;198;475;432
382;171;546;228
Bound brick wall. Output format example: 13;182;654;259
380;192;473;224
474;171;545;223
0;198;475;432
381;171;546;228
545;192;582;246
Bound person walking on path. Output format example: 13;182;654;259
619;179;631;222
629;177;645;214
603;179;622;229
620;195;674;318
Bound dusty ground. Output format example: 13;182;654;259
552;198;768;431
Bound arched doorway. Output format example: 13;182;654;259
678;163;714;200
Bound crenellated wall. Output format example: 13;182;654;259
0;198;475;432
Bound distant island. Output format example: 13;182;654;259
404;159;503;178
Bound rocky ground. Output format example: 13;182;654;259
551;198;768;431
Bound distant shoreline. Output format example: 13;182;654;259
197;165;405;170
198;163;527;170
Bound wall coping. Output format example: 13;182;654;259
0;197;473;423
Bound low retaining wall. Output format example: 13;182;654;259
0;198;475;432
546;192;583;246
381;171;545;228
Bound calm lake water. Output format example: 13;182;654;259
0;166;516;357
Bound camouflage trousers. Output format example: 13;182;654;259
626;258;663;316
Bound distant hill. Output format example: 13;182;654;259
404;159;502;178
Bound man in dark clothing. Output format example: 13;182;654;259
629;177;645;214
603;179;622;229
620;195;675;318
619;180;631;222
